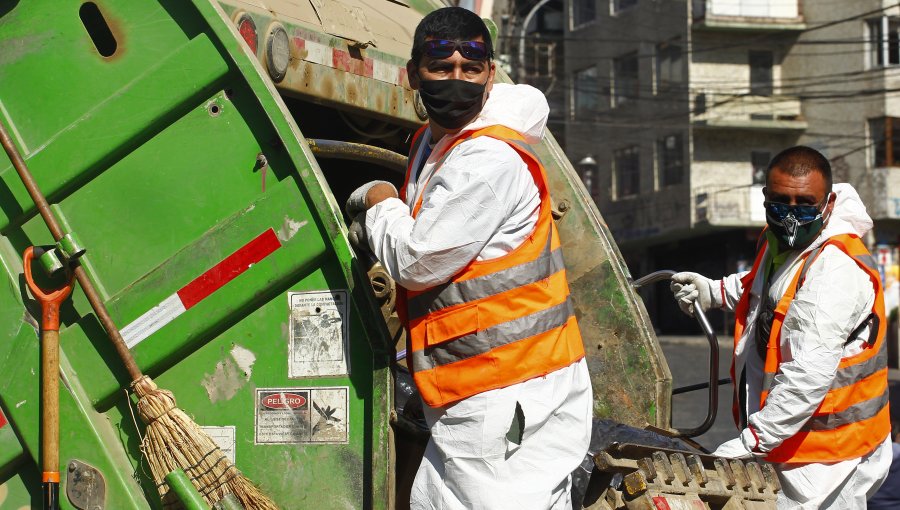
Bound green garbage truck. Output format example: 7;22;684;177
0;1;781;508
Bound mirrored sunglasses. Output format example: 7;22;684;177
763;199;825;224
423;39;489;60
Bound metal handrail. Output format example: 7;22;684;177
632;270;720;438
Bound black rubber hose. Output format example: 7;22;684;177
307;139;407;174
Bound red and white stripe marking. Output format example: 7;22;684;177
292;37;407;87
121;229;282;348
652;496;706;510
0;409;7;429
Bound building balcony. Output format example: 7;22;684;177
694;184;766;227
692;91;807;133
692;0;805;31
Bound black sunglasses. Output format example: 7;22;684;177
423;39;489;61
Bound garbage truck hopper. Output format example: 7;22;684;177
0;1;779;508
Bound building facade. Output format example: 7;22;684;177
563;0;900;336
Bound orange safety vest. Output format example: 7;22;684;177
732;233;890;463
397;124;585;407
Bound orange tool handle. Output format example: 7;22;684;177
23;247;74;331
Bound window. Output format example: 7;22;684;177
658;135;683;186
751;151;771;185
573;65;600;118
749;50;773;96
612;0;637;14
655;42;682;93
539;8;564;31
694;92;707;114
613;52;639;106
532;42;556;78
871;117;900;167
572;0;596;27
615;146;640;198
868;16;900;67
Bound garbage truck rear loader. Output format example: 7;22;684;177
0;1;779;508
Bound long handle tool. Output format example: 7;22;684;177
0;114;277;509
24;247;74;510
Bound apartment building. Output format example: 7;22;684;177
563;0;900;335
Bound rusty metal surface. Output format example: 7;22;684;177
221;0;427;55
591;443;779;509
65;459;107;510
218;1;429;126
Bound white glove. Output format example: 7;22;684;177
670;272;720;317
346;181;397;217
712;428;763;459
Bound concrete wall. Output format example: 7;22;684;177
690;31;788;97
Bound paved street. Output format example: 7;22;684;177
659;335;900;453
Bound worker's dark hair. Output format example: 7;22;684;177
411;7;494;66
766;146;833;194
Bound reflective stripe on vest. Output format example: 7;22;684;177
400;124;585;407
732;233;891;463
406;234;566;320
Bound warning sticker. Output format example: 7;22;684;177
288;291;350;378
200;426;236;465
254;387;349;444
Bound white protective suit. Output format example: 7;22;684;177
366;83;593;509
716;183;892;509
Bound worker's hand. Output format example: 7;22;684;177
669;272;720;317
348;212;370;254
366;182;399;208
346;181;398;217
712;428;764;459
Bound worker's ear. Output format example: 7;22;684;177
485;61;496;94
407;60;420;90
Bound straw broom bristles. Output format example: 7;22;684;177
133;376;280;509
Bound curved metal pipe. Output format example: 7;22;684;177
632;270;720;438
307;139;406;174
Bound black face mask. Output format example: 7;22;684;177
418;78;486;130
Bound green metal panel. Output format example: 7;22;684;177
0;0;392;508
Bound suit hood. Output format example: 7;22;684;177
806;183;873;252
457;83;549;143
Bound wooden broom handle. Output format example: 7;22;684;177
1;121;142;381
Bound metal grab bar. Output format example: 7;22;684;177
631;270;720;438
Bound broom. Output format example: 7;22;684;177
0;123;280;509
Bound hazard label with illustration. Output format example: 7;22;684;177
288;290;349;378
200;426;236;464
254;387;349;444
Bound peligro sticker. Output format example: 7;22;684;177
287;290;350;377
254;387;349;444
